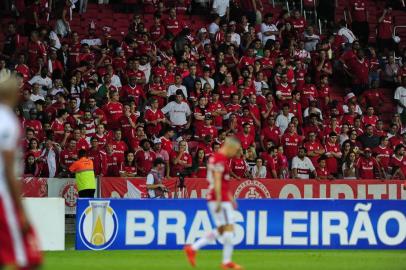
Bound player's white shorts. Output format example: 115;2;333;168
207;202;235;227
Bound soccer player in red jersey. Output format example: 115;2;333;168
0;76;42;269
184;137;243;270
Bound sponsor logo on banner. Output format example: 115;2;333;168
60;182;78;208
234;180;271;198
100;178;406;200
78;200;119;250
47;178;79;214
76;199;406;250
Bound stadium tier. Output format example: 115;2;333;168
0;1;406;268
1;0;406;181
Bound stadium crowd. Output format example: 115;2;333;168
1;0;406;180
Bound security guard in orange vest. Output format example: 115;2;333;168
69;149;96;198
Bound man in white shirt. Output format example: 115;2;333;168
292;147;317;179
395;77;406;113
30;83;46;102
168;74;188;98
139;55;152;84
208;15;221;39
162;89;191;128
303;26;320;52
338;24;357;45
212;0;229;18
146;158;168;198
261;13;279;45
28;67;53;92
228;21;241;46
276;104;294;134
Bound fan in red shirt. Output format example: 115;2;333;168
150;14;166;42
275;73;293;107
207;91;227;129
72;127;90;151
377;6;394;51
15;54;31;82
260;116;281;148
357;148;384;179
148;76;167;108
120;152;137;177
226;94;242;115
304;131;325;167
93;124;108;149
236;123;255;150
102;91;123;130
160;128;175;154
119;104;139;139
121;75;146;105
238;49;256;71
108;129;128;162
281;123;303;162
373;136;393;173
87;137;107;176
195;115;218;140
165;8;184;37
316;157;333;180
27;31;47;67
361;106;379;127
229;149;249;180
347;49;370;95
324;132;342;175
290;10;307;33
260;144;278;178
391;145;406;181
60;139;78;176
218;76;237;104
170;140;192;177
389;144;405;174
135;139;157;177
190;149;207;178
317;75;331;111
361;87;383;110
145;99;167;137
347;0;369;45
105;144;123;177
51;109;69;144
24;109;43;138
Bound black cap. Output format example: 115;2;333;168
154;157;166;166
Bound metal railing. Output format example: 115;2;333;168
393;25;406;39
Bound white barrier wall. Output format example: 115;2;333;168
23;198;65;251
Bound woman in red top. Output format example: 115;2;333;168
27;138;42;159
24;154;42;177
170;140;192;177
119;152;137;177
191;149;207;178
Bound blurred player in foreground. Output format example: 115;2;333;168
184;137;243;270
0;75;42;270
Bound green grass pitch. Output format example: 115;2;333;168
40;235;406;270
44;250;406;270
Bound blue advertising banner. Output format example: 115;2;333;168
76;199;406;250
